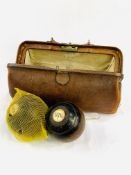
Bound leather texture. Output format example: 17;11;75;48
7;40;123;113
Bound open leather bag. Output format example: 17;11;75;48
7;39;123;113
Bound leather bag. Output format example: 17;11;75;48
7;39;123;113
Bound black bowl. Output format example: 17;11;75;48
45;102;85;142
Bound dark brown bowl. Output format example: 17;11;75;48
45;102;85;142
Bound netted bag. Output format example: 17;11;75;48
6;88;48;142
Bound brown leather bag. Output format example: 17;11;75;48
7;39;123;113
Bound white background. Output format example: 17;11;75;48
0;0;131;175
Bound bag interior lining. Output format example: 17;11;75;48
25;49;116;72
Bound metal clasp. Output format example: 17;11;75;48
47;37;58;43
61;45;78;52
85;40;94;46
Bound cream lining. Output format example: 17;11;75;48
25;49;116;72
